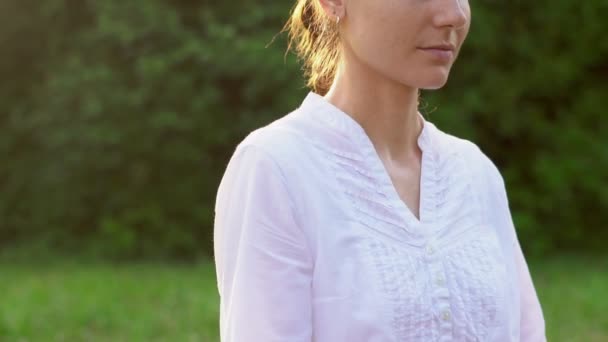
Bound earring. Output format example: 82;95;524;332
333;9;341;25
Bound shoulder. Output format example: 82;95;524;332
217;111;305;212
217;108;319;236
233;107;312;168
432;125;516;241
431;124;506;193
220;107;318;207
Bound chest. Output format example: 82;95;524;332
385;162;422;221
311;213;512;341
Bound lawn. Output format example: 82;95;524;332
0;255;606;341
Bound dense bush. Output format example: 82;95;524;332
0;0;606;259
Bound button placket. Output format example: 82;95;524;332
426;244;435;255
436;273;446;286
425;238;453;339
441;310;451;321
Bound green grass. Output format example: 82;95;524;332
0;255;606;341
531;254;608;342
0;261;221;342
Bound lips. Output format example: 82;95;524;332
417;44;456;62
419;44;456;51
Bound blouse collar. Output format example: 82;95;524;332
297;90;444;239
298;91;435;153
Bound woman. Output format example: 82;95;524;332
213;0;546;340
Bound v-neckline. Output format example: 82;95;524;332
301;91;435;235
375;141;427;225
356;113;432;234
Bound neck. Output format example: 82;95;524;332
323;58;423;165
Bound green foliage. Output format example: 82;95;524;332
0;0;304;259
0;0;606;258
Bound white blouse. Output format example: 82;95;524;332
213;91;546;341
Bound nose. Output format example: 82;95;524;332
433;0;469;30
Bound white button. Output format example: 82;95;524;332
436;275;445;286
426;245;435;255
442;310;451;321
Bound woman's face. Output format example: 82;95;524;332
340;0;471;89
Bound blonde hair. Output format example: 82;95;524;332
282;0;341;96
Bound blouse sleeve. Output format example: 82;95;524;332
490;165;547;342
513;225;547;342
213;143;313;342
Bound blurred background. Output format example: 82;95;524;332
1;0;606;341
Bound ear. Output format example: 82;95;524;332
317;0;346;21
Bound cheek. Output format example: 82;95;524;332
458;18;472;46
348;5;419;56
461;2;472;35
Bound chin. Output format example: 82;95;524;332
396;67;451;90
420;81;448;90
417;71;451;90
411;79;447;90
